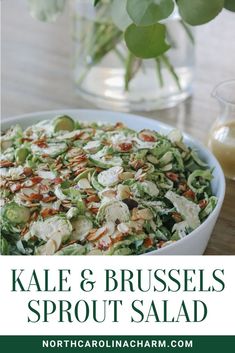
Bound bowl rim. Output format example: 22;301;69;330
1;109;226;255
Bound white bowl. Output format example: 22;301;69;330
1;109;226;255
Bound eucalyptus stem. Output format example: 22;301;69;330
88;24;122;65
124;52;142;91
75;8;184;94
76;65;91;86
124;52;135;91
155;58;164;88
179;20;195;45
161;54;182;91
75;20;123;85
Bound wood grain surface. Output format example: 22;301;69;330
1;0;235;254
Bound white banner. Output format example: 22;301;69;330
0;256;235;335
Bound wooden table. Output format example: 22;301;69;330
2;0;235;254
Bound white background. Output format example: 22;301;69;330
0;256;235;335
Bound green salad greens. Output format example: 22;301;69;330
0;116;217;255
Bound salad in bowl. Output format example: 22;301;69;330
0;113;219;255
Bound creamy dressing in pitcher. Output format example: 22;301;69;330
208;120;235;180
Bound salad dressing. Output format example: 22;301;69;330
209;80;235;180
208;120;235;180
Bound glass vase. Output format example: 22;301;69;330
73;0;195;111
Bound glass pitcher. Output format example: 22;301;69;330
208;80;235;180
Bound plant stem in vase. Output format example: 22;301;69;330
73;1;194;111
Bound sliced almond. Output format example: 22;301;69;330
61;201;72;209
139;130;156;142
77;178;92;189
42;196;57;203
9;183;21;193
86;189;97;195
86;195;100;203
110;231;125;244
51;233;63;250
97;235;112;251
116;142;133;152
39;184;50;194
129;219;145;232
114;122;124;129
87;226;108;242
100;189;117;199
78;132;91;141
21;187;38;196
89;207;99;214
135;169;147;181
105;221;115;236
131;208;139;221
67;147;83;158
131;208;153;221
117;185;131;200
118;171;134;181
87;202;101;209
44;239;57;255
25;203;41;208
147;155;159;164
0;160;14;168
160;163;173;171
104;154;113;160
117;223;129;234
130;159;144;170
135;168;143;180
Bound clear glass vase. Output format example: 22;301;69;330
73;0;195;111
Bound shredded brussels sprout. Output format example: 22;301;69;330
0;116;217;255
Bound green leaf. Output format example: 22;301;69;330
177;0;224;26
127;0;174;26
94;0;101;6
224;0;235;11
124;23;170;59
111;0;132;31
